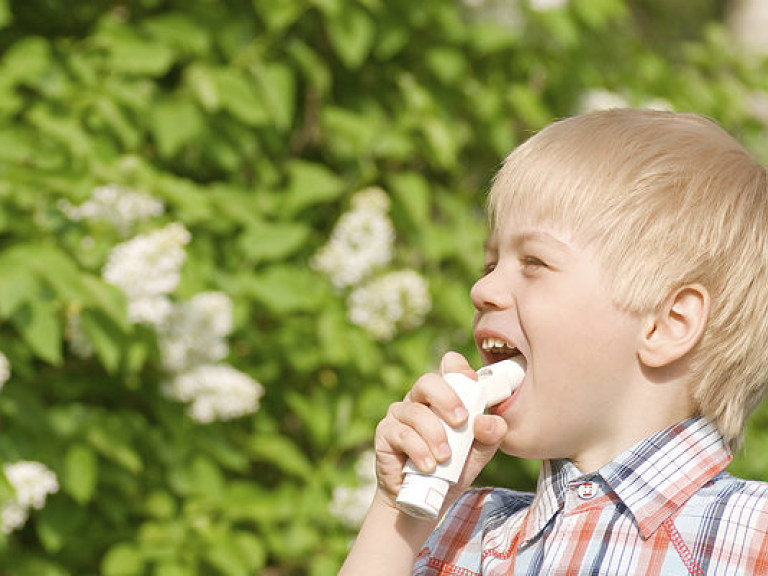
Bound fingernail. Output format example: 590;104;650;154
453;407;468;423
437;443;451;460
423;456;436;471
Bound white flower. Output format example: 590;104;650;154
728;0;768;56
578;89;629;113
1;501;28;534
460;0;523;29
347;270;431;340
2;461;59;534
330;451;377;529
0;352;10;389
157;292;233;373
65;308;94;359
312;188;395;289
529;0;568;11
164;364;264;423
59;184;164;235
642;98;674;112
102;222;191;325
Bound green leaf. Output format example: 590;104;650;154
246;267;328;313
214;68;269;126
99;27;175;76
507;84;551;129
0;36;49;83
153;562;195;576
11;300;62;365
426;47;467;84
249;434;313;479
142;12;211;56
282;160;345;216
79;309;124;373
63;444;98;504
254;0;306;32
0;268;37;319
326;4;375;68
36;498;87;555
151;97;205;158
0;0;11;28
102;543;144;576
185;63;220;111
254;62;296;131
231;531;267;571
88;428;143;474
389;172;430;227
237;221;310;261
167;456;224;498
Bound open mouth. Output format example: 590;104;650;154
480;337;522;363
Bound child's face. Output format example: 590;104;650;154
471;215;645;470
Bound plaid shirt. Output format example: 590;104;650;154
413;417;768;575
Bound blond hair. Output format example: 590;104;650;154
489;109;768;449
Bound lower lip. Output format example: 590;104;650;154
489;382;522;415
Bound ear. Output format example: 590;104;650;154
638;284;710;368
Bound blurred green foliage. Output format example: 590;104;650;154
0;0;766;574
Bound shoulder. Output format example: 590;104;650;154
701;471;768;502
677;471;768;536
443;487;534;531
412;488;533;576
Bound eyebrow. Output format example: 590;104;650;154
484;230;572;251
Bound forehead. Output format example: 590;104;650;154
484;218;581;253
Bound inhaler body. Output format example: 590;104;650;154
396;357;526;520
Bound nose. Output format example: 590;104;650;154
470;267;513;312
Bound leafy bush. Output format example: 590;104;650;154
0;0;766;574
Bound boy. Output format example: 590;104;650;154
340;109;768;575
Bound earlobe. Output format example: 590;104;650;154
638;284;710;368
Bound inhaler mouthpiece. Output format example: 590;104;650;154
396;356;526;519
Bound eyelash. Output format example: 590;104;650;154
481;256;546;277
521;256;546;268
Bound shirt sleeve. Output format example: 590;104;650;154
412;488;497;576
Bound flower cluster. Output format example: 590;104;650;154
59;184;164;236
578;89;673;114
157;292;264;424
313;188;431;340
102;222;191;326
329;451;377;529
157;292;233;373
1;461;59;534
65;191;263;425
728;0;768;56
348;271;432;341
163;364;264;424
0;351;10;390
311;187;395;289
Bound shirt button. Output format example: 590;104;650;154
577;481;598;500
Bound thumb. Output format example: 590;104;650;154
439;351;477;380
455;414;508;491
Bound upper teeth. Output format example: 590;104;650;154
482;337;516;352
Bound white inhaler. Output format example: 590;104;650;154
395;357;526;520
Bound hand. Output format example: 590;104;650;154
372;351;509;515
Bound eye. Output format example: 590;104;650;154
481;261;497;277
521;255;547;270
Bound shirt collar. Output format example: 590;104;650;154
520;416;732;544
600;416;732;538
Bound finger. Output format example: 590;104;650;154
473;414;508;446
452;415;508;491
385;401;452;465
439;351;477;381
406;372;468;427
